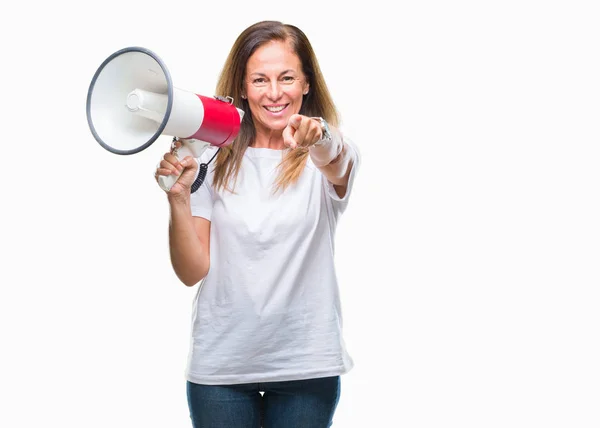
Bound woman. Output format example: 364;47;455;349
155;20;360;428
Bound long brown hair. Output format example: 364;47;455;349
212;20;339;193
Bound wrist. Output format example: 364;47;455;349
167;193;191;207
311;117;332;145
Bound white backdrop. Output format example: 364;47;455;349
2;1;599;427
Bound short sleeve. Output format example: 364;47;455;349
190;150;217;221
324;136;361;214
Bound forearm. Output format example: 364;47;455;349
309;129;354;186
168;197;209;286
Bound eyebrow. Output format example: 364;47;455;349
249;69;297;77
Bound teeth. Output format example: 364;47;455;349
266;105;286;112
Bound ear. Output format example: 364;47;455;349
302;82;309;95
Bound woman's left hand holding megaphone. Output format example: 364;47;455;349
154;139;198;200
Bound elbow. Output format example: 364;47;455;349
182;279;198;287
171;253;210;287
175;263;210;288
184;268;208;287
181;274;197;287
180;269;209;287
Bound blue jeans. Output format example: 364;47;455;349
186;376;341;428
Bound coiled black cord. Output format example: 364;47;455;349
191;147;220;193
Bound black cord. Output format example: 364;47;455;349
191;148;220;193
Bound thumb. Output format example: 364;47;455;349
282;124;297;149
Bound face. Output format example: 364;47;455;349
244;40;309;134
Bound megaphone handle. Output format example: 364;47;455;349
157;138;210;192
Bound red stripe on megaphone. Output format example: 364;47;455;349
186;95;241;147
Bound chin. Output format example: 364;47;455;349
264;117;290;131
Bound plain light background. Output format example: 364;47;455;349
2;0;599;427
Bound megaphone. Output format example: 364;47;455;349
86;46;244;191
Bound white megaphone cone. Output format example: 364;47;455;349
86;46;244;191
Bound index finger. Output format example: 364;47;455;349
170;138;183;153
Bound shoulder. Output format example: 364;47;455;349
197;146;220;164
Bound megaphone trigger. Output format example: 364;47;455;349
170;138;179;156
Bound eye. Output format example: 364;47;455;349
281;76;295;82
253;78;267;84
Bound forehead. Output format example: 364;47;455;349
246;40;303;75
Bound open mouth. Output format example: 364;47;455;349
264;104;289;113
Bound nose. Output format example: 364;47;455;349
265;80;283;100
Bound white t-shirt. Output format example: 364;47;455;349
185;138;360;385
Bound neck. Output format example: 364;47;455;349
252;128;285;150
